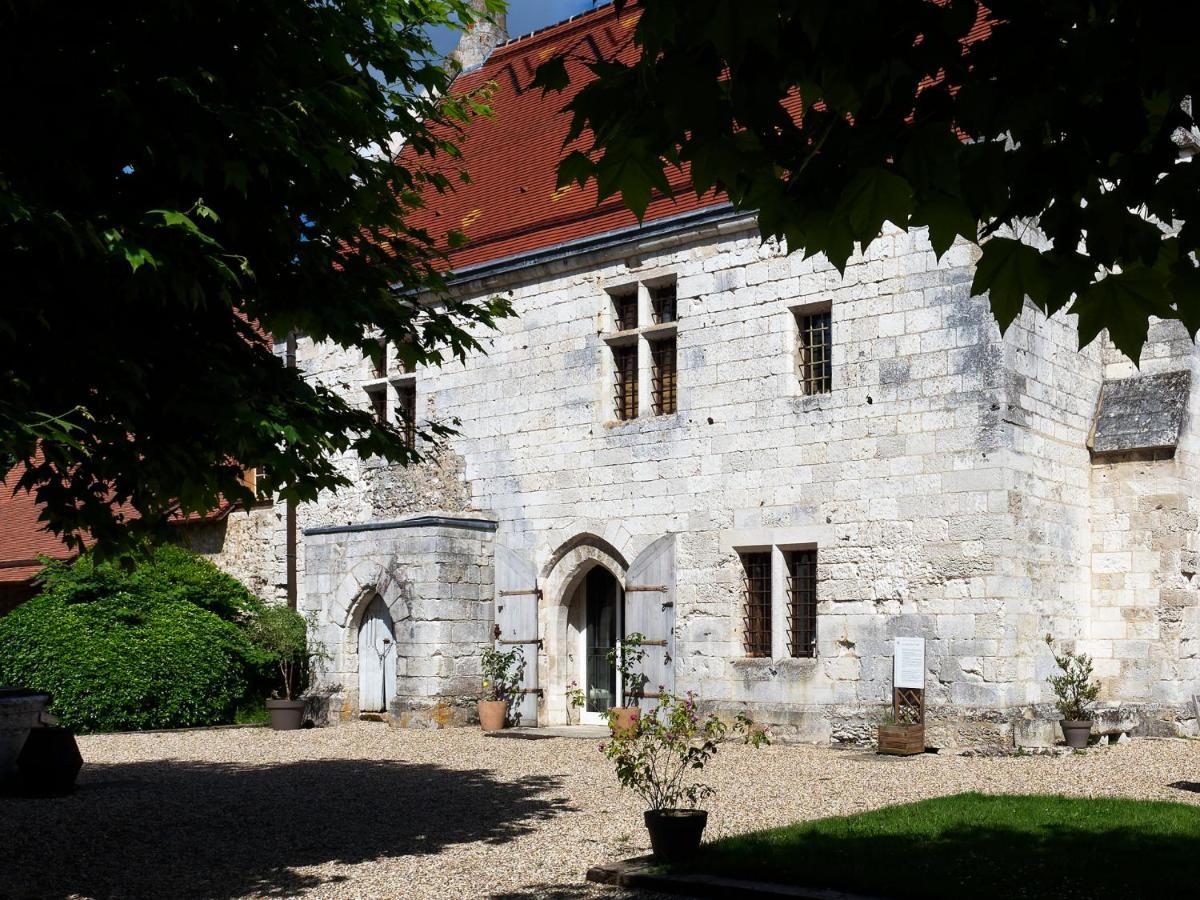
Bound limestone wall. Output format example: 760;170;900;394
190;212;1199;745
301;518;495;726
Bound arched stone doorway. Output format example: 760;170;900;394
539;535;629;726
357;594;396;713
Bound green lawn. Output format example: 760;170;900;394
684;793;1200;899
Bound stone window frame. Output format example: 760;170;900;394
363;339;418;442
729;538;821;660
602;274;680;423
789;299;834;397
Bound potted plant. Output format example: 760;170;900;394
250;605;319;731
606;631;647;734
1045;634;1101;749
565;680;585;725
601;692;768;862
479;646;525;732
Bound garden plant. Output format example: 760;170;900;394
601;691;768;860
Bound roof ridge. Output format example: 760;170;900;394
488;1;622;61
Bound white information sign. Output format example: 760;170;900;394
893;637;926;690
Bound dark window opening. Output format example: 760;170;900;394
371;339;387;379
741;551;772;657
651;337;677;415
797;308;832;395
613;290;638;331
395;381;416;448
366;386;387;423
787;549;818;658
613;345;638;420
650;283;677;324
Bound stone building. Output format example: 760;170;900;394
192;4;1200;747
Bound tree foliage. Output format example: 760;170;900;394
535;0;1200;362
1;0;510;554
0;545;266;732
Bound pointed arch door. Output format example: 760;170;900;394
358;595;396;712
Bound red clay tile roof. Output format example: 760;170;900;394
399;2;725;274
0;480;78;584
401;3;994;275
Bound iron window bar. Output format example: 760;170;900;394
797;308;832;396
741;551;772;657
650;283;677;324
613;290;638;331
372;338;388;379
365;386;387;424
612;344;638;421
786;549;818;658
650;336;677;415
394;381;416;448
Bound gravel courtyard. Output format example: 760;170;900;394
4;723;1200;899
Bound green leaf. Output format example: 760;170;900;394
971;238;1047;332
838;168;913;244
911;192;977;259
556;150;595;189
1071;268;1174;361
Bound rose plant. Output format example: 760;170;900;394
602;691;768;810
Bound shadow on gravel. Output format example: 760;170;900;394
2;758;572;899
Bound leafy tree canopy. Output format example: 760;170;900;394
1;0;510;554
535;0;1200;362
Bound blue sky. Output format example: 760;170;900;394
429;1;601;57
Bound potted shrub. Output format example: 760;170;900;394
601;692;768;862
1045;634;1101;749
250;605;318;731
479;646;525;732
565;680;585;725
606;631;647;734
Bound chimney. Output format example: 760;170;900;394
449;0;508;73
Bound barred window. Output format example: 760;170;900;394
787;549;818;658
651;337;677;415
741;552;772;657
365;385;387;423
650;283;677;324
371;338;387;379
613;289;638;331
394;380;416;448
613;344;638;420
796;307;832;395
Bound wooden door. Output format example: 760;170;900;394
358;595;396;712
624;535;676;711
494;544;539;725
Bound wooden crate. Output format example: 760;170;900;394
877;723;925;756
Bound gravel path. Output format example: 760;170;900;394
4;723;1199;899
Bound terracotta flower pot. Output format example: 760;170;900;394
644;809;708;862
609;706;639;736
1061;719;1092;749
265;698;306;731
478;699;508;732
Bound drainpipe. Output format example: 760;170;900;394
286;331;298;610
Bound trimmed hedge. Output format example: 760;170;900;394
0;545;267;732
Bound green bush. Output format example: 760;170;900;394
0;544;268;732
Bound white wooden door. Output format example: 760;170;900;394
358;596;396;712
624;535;676;711
494;544;539;725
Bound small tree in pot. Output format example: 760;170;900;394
1045;635;1101;749
250;606;322;731
479;646;525;731
606;631;647;734
601;691;769;862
